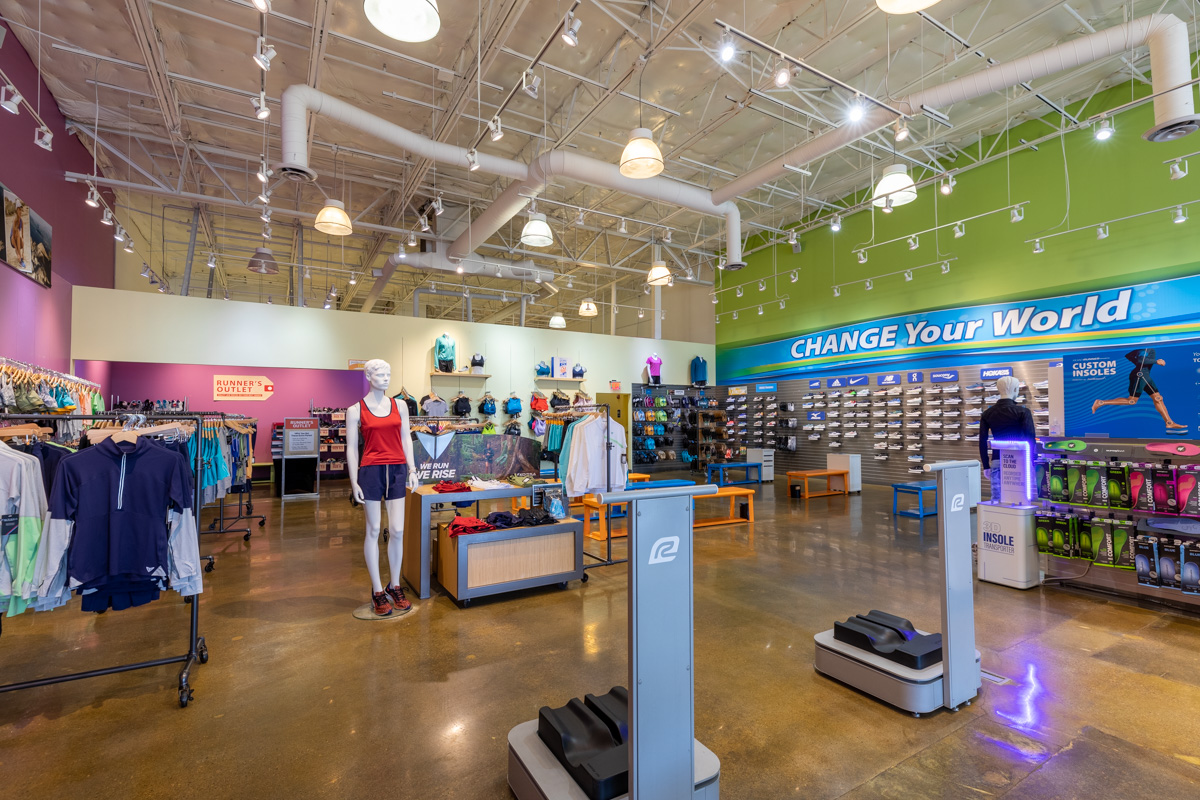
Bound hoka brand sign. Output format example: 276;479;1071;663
719;277;1200;382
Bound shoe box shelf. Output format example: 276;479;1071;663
311;403;349;475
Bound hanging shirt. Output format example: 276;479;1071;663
359;398;408;466
422;396;448;417
690;356;708;384
646;355;663;377
435;334;457;364
0;444;48;615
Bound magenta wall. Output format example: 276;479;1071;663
75;360;368;462
0;21;115;370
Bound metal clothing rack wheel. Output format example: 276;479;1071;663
0;411;209;707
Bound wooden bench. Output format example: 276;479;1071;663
786;469;849;499
693;486;755;528
627;472;651;483
893;481;938;518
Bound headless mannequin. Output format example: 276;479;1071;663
346;360;420;604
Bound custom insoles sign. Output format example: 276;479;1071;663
1064;343;1200;439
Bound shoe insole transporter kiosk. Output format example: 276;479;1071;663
508;484;722;800
814;460;982;716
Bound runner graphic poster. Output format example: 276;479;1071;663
1064;343;1200;439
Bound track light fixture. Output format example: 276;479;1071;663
953;222;965;238
663;229;672;244
0;85;22;115
267;295;273;305
907;235;919;251
408;232;417;247
1169;160;1188;180
1033;239;1044;254
856;250;867;264
456;265;463;274
1096;224;1109;240
833;286;841;297
561;13;581;47
496;266;503;278
940;174;955;195
251;91;270;120
830;215;842;232
123;240;134;254
261;225;272;240
718;33;735;62
735;286;743;298
534;272;542;284
253;37;277;71
324;300;332;309
1094;118;1114;141
779;300;786;310
717;258;726;270
256;155;272;183
732;310;738;320
1010;206;1024;223
865;279;874;291
881;196;893;213
711;294;718;304
904;270;913;282
433;194;444;216
251;0;271;12
790;271;798;283
787;229;797;245
113;225;126;243
466;148;480;171
257;189;271;204
940;261;950;274
893;120;909;142
847;96;865;122
575;209;585;225
157;283;167;294
488;115;504;142
349;273;357;285
619;218;627;234
225;290;231;301
101;208;114;226
522;70;541;100
756;280;765;292
419;213;431;232
639;308;646;319
207;254;217;269
397;247;407;260
260;207;272;223
140;264;150;278
773;61;791;88
34;126;53;151
757;305;764;316
1173;206;1188;224
84;184;100;208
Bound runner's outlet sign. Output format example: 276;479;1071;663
214;375;274;401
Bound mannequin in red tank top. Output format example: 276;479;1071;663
346;359;419;616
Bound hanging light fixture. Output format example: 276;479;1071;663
865;279;874;291
1011;206;1025;223
247;247;279;274
123;240;134;254
872;164;917;208
314;200;353;236
466;148;480;171
34;127;53;151
251;0;272;12
1033;239;1045;253
876;0;944;13
0;85;22;114
521;204;553;247
1094;118;1114;141
773;61;792;88
940;261;951;274
207;254;217;269
881;196;894;213
85;184;101;208
830;215;842;232
139;264;151;278
488;116;504;141
1096;224;1109;240
419;213;431;232
907;235;919;251
252;37;277;71
646;260;671;286
940;174;956;195
561;12;582;46
101;208;114;226
578;297;598;317
522;70;541;100
260;207;272;223
1173;206;1188;224
833;286;841;297
407;232;418;247
1169;160;1188;180
718;33;736;62
856;250;867;264
548;311;567;329
364;0;441;43
619;127;663;179
113;226;126;243
251;91;270;120
904;270;913;281
257;189;271;205
757;305;764;316
893;120;909;142
256;155;272;183
953;222;966;238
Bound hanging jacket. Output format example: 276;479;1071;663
690;356;708;384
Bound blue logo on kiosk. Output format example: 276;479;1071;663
877;373;901;385
981;367;1013;379
907;371;924;383
931;370;959;383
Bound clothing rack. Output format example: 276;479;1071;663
0;412;208;708
0;356;101;390
551;403;624;572
192;412;266;542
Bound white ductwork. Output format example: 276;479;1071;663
278;85;745;269
712;14;1197;205
392;250;550;283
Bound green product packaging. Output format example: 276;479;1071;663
1111;519;1135;569
1084;461;1109;507
1049;461;1070;503
1067;461;1087;506
1106;462;1132;510
1089;518;1115;566
1077;518;1100;561
1034;513;1055;554
1051;514;1076;558
1035;460;1050;500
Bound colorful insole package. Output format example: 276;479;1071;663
1035;460;1050;501
1134;536;1160;586
1157;535;1182;590
1181;542;1200;595
1106;462;1132;510
1035;513;1056;555
1049;461;1070;503
1077;518;1102;561
1083;462;1109;507
1175;465;1200;516
1051;514;1080;558
1067;461;1087;506
1152;467;1179;514
1128;463;1155;512
1111;519;1136;569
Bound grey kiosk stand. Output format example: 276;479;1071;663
508;484;722;799
814;460;982;716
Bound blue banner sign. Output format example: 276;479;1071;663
1048;360;1063;368
930;370;959;383
907;371;924;383
877;373;902;386
718;275;1200;382
980;367;1013;379
847;375;869;386
755;383;777;392
827;377;847;388
807;411;826;421
1064;344;1200;438
808;379;821;388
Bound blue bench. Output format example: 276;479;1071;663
892;481;937;518
707;462;762;487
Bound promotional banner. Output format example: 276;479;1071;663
1064;343;1200;439
214;375;275;400
719;276;1200;382
411;431;542;482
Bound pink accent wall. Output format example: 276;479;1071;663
0;22;116;370
75;360;368;463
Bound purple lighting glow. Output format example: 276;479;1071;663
991;439;1034;502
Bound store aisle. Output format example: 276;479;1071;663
2;478;1199;799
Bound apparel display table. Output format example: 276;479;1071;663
706;462;763;487
786;469;850;499
403;483;536;599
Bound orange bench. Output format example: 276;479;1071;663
786;469;849;499
693;486;755;528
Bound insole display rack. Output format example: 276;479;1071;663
0;412;209;708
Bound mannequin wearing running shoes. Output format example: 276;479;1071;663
346;359;420;617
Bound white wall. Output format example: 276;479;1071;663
71;287;714;394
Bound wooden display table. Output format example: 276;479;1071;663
693;486;755;528
437;519;583;606
786;469;850;499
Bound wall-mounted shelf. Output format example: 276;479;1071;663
535;376;587;383
430;371;491;379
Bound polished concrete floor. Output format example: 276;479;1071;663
3;476;1200;799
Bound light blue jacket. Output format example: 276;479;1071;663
435;334;456;364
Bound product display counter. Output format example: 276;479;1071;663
437;519;584;605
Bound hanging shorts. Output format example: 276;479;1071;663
358;463;409;501
438;359;454;373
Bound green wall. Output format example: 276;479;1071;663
716;86;1200;352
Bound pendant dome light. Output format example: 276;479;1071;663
871;164;917;209
548;311;567;329
646;260;671;286
247;247;279;274
619;67;664;179
364;0;441;43
876;0;943;13
521;203;554;247
578;297;598;317
315;199;353;235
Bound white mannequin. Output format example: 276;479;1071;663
346;360;420;603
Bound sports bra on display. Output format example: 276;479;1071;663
471;353;485;367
